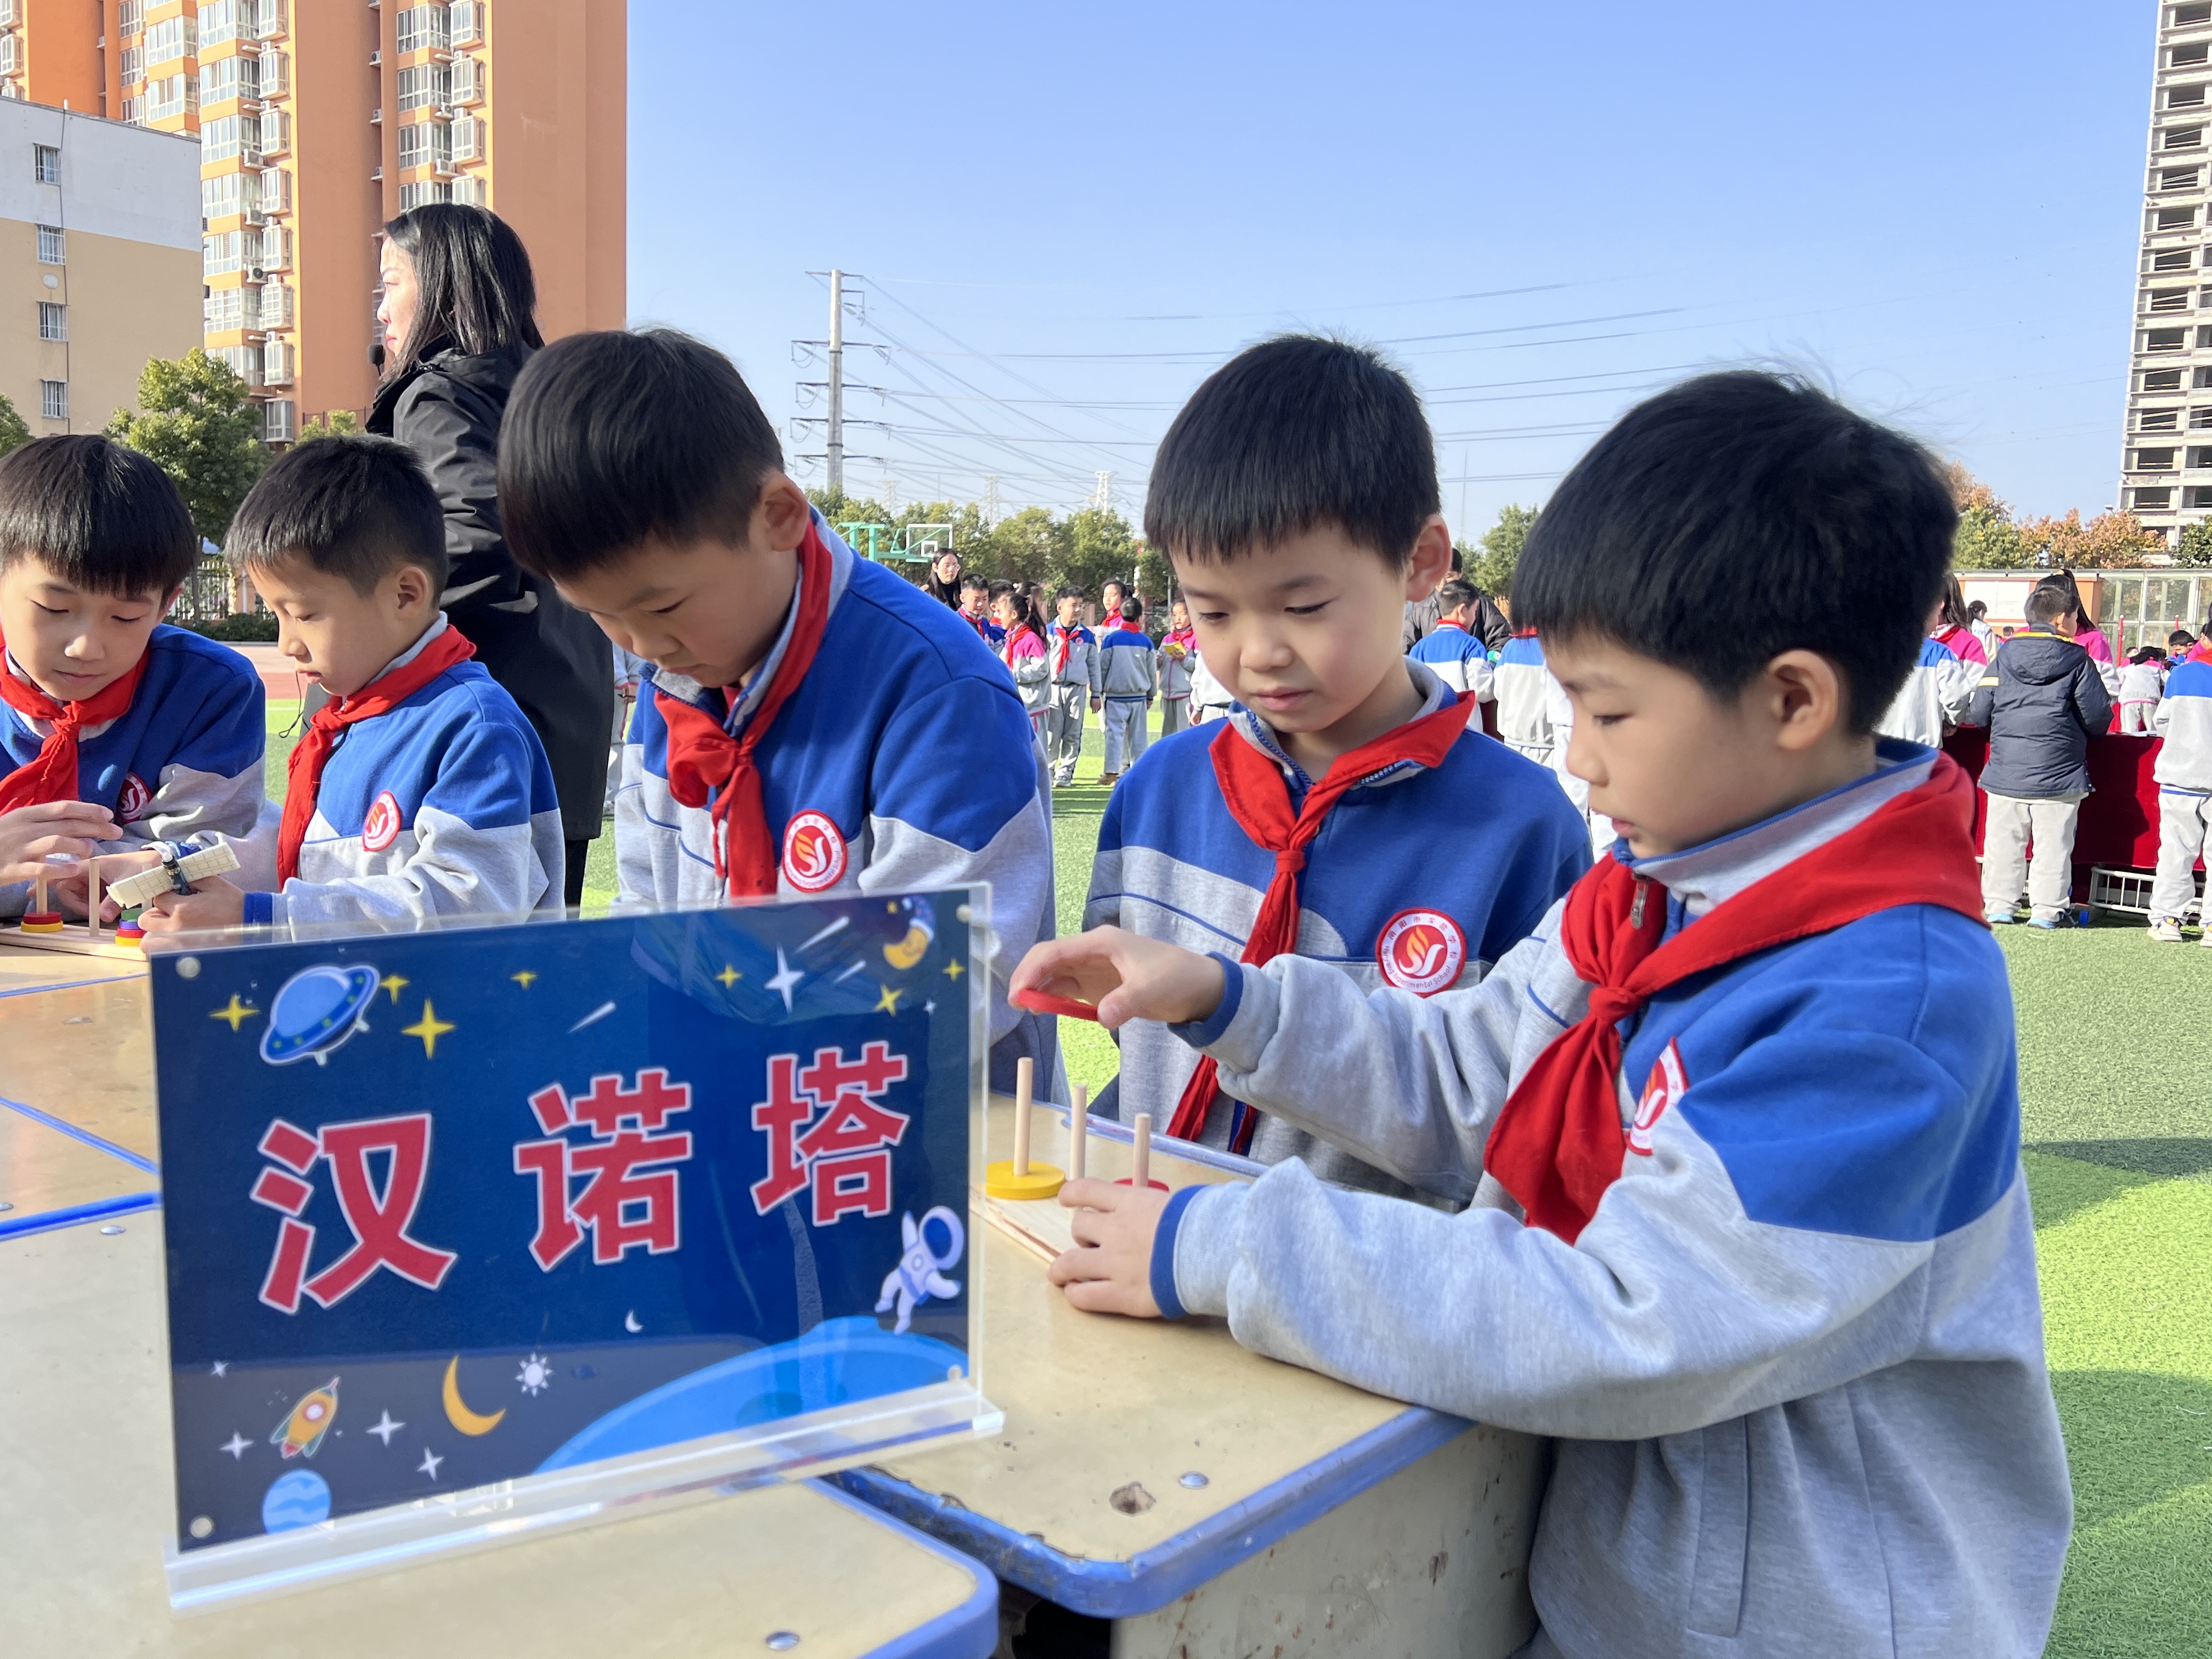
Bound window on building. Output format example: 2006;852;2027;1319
211;344;262;386
2193;404;2212;425
259;224;290;269
203;230;243;275
261;167;291;214
261;398;295;444
259;108;290;155
31;143;56;183
398;180;451;210
2170;126;2207;149
148;73;196;120
2136;487;2176;509
397;64;450;110
2152;286;2192;311
2187;486;2212;508
2148;326;2188;351
2136;448;2179;470
38;380;65;421
2171;84;2208;107
36;301;64;341
258;0;289;41
396;5;449;53
122;97;145;125
201;115;239;161
36;223;61;262
118;0;143;33
2140;409;2182;430
2178;3;2212;24
2147;368;2186;390
120;44;143;84
199;54;258;105
451;55;484;103
264;340;292;386
449;174;487;207
2157;206;2198;229
2175;42;2211;67
451;114;484;162
260;282;292;328
198;0;240;47
2191;447;2212;468
143;15;196;65
450;0;483;46
2160;167;2201;191
2155;247;2196;270
201;172;243;219
258;48;288;96
2197;324;2212;347
397;119;453;171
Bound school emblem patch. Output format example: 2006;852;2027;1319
360;790;403;853
115;771;151;821
1630;1040;1688;1156
782;810;848;893
1375;909;1468;996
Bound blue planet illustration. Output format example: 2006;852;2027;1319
259;964;381;1067
261;1469;331;1532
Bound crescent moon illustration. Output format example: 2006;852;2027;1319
441;1357;507;1436
624;1310;643;1333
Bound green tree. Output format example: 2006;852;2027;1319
1057;505;1141;603
105;349;268;542
1946;465;2028;569
296;409;360;444
2176;519;2212;567
0;390;29;457
1469;504;1538;599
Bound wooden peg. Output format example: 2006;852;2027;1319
86;858;101;939
1069;1082;1088;1182
1118;1111;1169;1192
22;866;62;933
985;1054;1063;1200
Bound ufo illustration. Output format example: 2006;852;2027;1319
259;963;381;1067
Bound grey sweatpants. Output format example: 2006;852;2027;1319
1102;698;1149;775
2152;789;2211;921
1160;695;1190;737
1045;683;1088;782
1982;791;2085;921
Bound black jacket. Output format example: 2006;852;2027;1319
1403;590;1512;653
1961;631;2113;799
370;346;614;840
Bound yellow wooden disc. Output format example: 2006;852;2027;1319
19;921;63;935
984;1160;1065;1200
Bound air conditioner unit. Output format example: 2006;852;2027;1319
247;264;267;280
370;165;382;180
369;48;381;64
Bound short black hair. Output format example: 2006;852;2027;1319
2024;585;2075;630
1145;334;1439;568
498;328;783;579
1054;583;1086;602
0;435;197;596
2172;629;2197;648
226;434;448;594
960;572;989;593
1511;371;1954;733
1436;579;1476;612
1119;596;1143;622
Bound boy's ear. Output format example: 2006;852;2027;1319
753;471;814;554
159;586;184;618
391;562;435;612
1762;650;1850;753
1403;515;1453;602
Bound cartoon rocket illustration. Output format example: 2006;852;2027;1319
270;1377;341;1459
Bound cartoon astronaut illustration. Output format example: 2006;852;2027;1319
876;1206;964;1335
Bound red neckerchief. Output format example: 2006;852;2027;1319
1167;692;1480;1150
658;519;834;897
1164;627;1195;655
1051;622;1084;678
1004;622;1037;661
1434;618;1467;631
1484;757;1985;1245
2191;642;2212;667
0;639;151;812
279;624;476;881
962;608;990;640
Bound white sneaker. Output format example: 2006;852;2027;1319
2149;917;2184;943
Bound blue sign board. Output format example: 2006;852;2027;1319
150;893;979;1567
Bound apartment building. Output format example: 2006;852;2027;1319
0;99;199;439
0;0;623;444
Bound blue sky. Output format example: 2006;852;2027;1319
630;0;2156;534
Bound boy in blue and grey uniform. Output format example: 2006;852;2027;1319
1045;585;1098;788
0;436;270;912
142;436;563;933
1403;578;1494;698
1095;596;1156;783
2148;631;2212;942
494;327;1059;1092
1021;372;2070;1659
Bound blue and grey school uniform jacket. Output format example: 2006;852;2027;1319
2154;654;2212;794
1875;636;1978;747
1096;627;1156;703
1159;742;2070;1659
240;619;564;930
1404;622;1495;698
616;515;1058;1090
1491;633;1559;759
1;624;269;917
1047;623;1098;691
1085;659;1590;1193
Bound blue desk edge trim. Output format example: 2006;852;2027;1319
0;1092;160;1175
833;1407;1470;1618
808;1481;1000;1658
0;1190;160;1242
0;972;139;1002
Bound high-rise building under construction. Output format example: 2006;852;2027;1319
0;0;624;442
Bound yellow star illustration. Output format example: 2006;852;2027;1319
208;994;259;1032
379;972;409;1004
511;970;538;989
942;959;964;980
716;964;741;989
402;1000;456;1059
874;985;904;1015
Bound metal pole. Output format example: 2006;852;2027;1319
827;270;845;497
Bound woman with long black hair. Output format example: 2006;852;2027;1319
369;205;613;905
